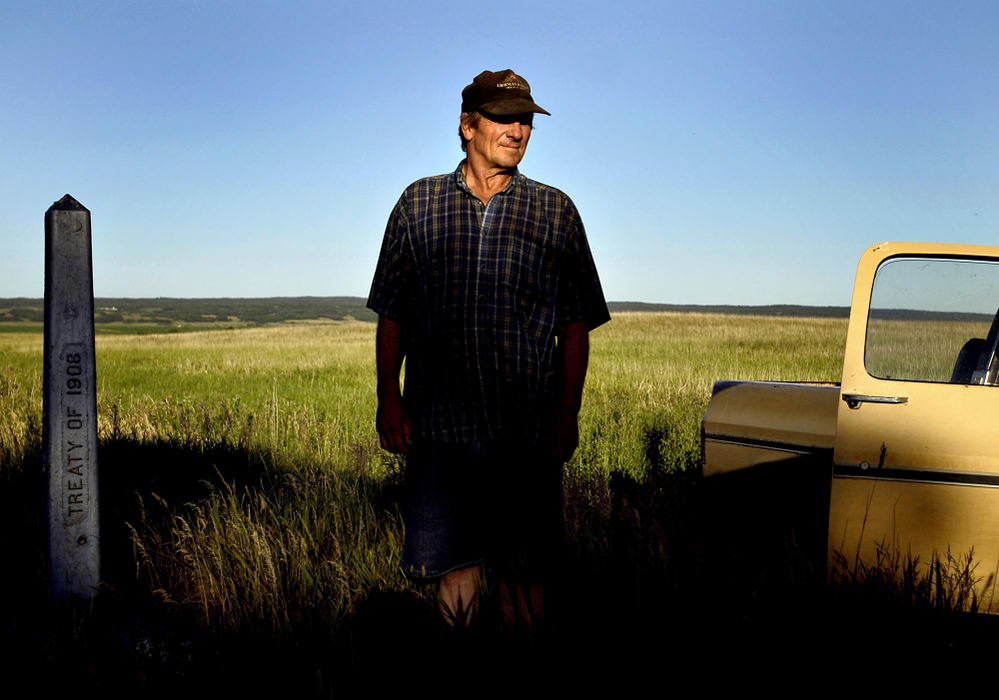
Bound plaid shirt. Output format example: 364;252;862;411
368;161;610;445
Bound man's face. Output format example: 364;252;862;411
463;112;534;170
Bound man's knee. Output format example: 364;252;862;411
439;564;483;626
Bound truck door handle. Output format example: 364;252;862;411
841;393;908;410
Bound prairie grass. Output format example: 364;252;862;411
1;314;849;632
0;312;894;687
830;536;999;614
866;317;991;382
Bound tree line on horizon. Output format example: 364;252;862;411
5;296;980;326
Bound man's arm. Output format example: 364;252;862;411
553;321;589;462
376;316;412;454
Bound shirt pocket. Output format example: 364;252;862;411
501;228;557;312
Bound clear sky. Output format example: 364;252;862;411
2;0;997;306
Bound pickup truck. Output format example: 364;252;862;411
701;242;999;604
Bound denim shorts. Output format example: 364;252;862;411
401;440;564;582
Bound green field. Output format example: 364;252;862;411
3;312;992;689
866;317;993;382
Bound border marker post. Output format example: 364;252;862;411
43;194;101;600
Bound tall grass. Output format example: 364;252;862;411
130;467;409;636
830;540;997;614
17;312;999;686
0;314;851;649
866;318;990;382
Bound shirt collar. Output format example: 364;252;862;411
454;159;522;199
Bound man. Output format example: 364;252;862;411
368;69;609;628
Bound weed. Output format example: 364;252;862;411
831;541;994;614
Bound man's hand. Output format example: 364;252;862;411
375;316;411;454
551;321;589;462
377;392;412;455
552;404;579;462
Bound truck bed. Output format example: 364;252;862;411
701;380;839;477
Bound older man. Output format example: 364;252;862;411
368;69;609;628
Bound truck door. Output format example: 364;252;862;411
830;242;999;602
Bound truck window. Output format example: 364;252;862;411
865;256;999;384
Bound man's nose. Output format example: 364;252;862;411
506;122;524;139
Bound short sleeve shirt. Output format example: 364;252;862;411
368;161;610;445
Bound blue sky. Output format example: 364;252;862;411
2;0;997;305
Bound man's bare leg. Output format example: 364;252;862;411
439;564;483;626
498;581;544;632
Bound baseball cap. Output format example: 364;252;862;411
460;69;551;116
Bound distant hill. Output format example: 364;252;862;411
0;297;377;325
3;298;982;327
607;301;852;318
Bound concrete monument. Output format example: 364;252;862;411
43;194;100;599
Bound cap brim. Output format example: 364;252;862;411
477;98;551;116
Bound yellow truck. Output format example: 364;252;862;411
701;242;999;601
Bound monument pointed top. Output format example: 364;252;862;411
48;194;89;213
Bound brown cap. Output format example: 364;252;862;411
461;69;551;116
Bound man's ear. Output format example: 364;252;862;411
459;114;476;141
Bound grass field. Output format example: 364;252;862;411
866;317;994;382
3;312;997;690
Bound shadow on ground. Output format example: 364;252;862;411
4;440;999;693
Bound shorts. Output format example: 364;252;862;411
401;440;564;583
